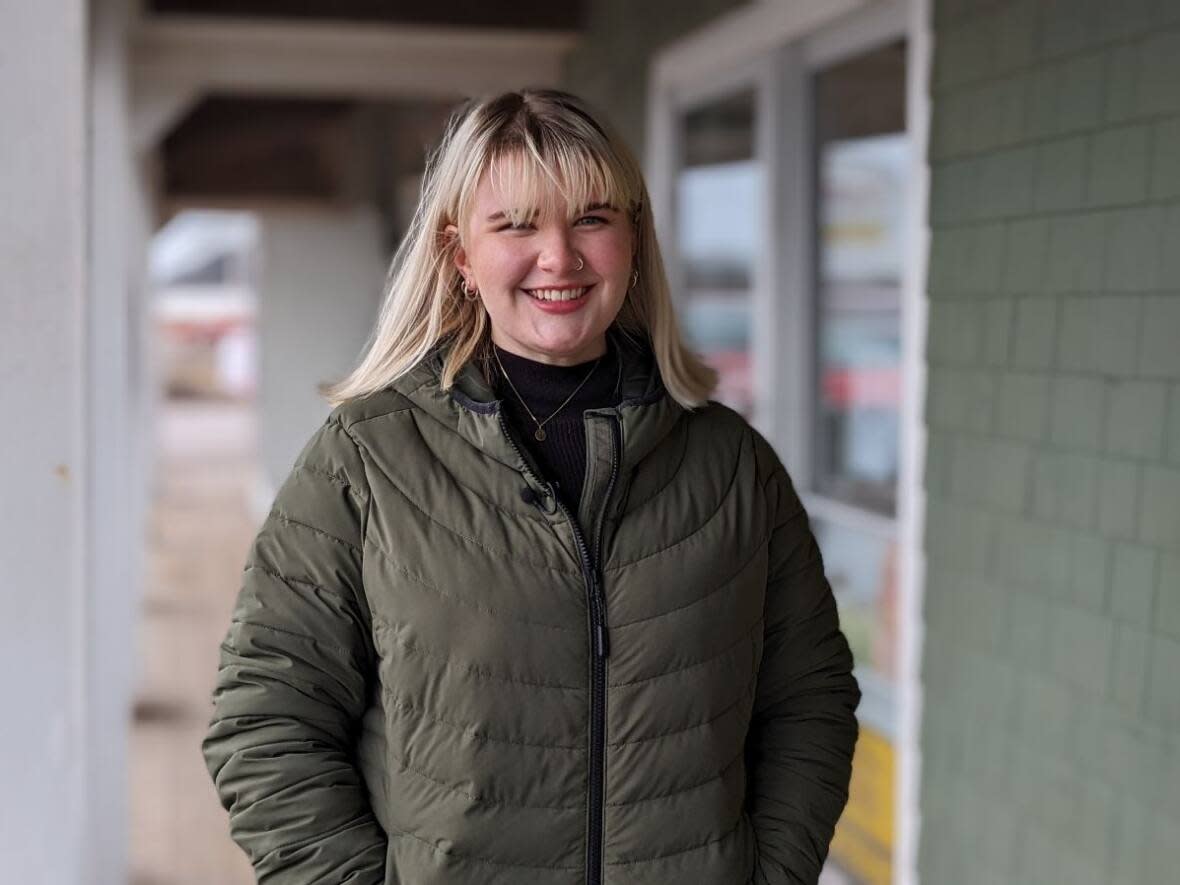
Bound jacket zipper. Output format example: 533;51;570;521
496;409;620;885
585;414;620;885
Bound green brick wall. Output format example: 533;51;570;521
923;1;1180;882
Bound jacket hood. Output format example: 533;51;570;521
391;326;688;480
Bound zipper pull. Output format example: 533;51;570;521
595;621;611;658
594;573;610;658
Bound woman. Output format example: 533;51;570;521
203;88;860;885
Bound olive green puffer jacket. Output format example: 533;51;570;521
203;331;860;885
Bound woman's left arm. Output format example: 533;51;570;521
745;436;861;884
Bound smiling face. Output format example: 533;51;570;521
450;161;635;365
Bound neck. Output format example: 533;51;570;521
492;338;619;415
490;332;607;366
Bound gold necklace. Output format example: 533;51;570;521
493;346;602;442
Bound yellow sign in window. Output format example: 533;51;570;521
830;724;895;885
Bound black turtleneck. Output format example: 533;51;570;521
491;340;622;512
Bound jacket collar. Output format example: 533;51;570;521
393;326;687;478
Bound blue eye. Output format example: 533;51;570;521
576;215;607;226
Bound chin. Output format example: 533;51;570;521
525;328;604;361
530;321;598;346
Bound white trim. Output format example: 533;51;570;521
802;0;908;67
768;41;814;484
662;55;767;112
895;3;932;883
130;16;578;104
750;53;783;444
643;79;676;287
651;0;870;91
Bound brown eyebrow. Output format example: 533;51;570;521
485;202;617;223
486;209;536;222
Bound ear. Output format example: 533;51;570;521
444;223;470;281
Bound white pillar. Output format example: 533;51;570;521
0;0;149;881
254;207;386;508
88;0;149;881
0;1;90;881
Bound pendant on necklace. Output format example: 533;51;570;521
534;427;547;441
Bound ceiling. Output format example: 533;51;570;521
148;0;584;30
148;3;581;210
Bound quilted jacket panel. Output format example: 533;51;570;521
203;333;860;884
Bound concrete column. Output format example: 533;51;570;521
254;206;386;506
0;1;90;881
88;0;150;881
0;0;150;880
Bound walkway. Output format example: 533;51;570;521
130;397;257;884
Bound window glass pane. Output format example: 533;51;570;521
676;90;759;419
813;511;900;885
812;41;906;517
812;515;898;730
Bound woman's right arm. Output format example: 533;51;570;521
202;417;387;884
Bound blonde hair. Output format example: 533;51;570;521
323;88;717;408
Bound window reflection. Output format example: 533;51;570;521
812;41;906;517
813;515;899;708
676;90;759;419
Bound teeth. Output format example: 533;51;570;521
526;287;589;302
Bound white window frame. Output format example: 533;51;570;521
646;2;932;883
649;54;777;437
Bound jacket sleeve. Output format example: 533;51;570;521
746;447;861;884
202;416;387;883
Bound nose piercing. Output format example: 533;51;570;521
575;254;585;271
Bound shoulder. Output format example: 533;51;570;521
688;399;786;489
289;389;420;495
327;387;418;435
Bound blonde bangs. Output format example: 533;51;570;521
462;136;637;233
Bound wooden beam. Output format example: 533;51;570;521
131;15;579;102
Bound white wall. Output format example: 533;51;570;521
255;207;386;506
0;1;90;881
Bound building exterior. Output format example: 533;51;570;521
1;0;1176;882
919;2;1180;882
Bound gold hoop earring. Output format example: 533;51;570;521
629;269;639;291
460;278;479;301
